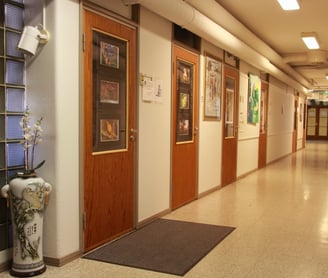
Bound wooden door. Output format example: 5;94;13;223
302;102;307;148
292;96;299;152
258;82;268;168
83;10;136;251
171;45;199;209
221;66;239;187
307;106;328;140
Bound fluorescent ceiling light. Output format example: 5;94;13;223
301;32;320;49
326;74;328;80
277;0;300;10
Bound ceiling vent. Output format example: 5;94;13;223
307;50;327;64
283;50;328;65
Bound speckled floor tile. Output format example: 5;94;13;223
1;141;327;278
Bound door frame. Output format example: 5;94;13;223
306;105;328;140
292;95;299;152
258;81;269;168
221;65;239;187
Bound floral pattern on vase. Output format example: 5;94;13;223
1;176;52;276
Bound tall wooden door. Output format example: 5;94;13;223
258;81;268;168
83;10;136;252
292;96;299;152
302;102;307;148
221;66;239;187
307;106;328;140
172;45;199;209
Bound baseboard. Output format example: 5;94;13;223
0;260;11;273
237;168;259;180
198;185;221;199
266;152;291;166
44;250;83;267
136;208;171;228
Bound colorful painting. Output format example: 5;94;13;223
100;41;119;68
179;93;189;109
178;119;189;135
247;73;260;124
100;119;119;142
100;80;119;104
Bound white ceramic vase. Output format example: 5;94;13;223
1;174;52;277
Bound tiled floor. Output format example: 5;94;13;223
1;141;328;277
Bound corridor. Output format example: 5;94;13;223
2;141;328;277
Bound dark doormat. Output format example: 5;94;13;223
83;218;235;276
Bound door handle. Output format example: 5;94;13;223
129;128;137;141
194;127;199;135
130;128;137;133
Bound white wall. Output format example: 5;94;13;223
137;7;172;222
198;41;223;194
8;0;81;261
267;77;294;163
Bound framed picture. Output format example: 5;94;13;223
176;60;193;143
224;51;239;69
179;65;191;84
100;80;119;104
178;119;189;135
100;119;119;142
92;31;127;153
179;93;189;109
100;41;119;68
204;53;222;120
247;73;260;124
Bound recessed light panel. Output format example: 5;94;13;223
277;0;300;10
301;33;320;49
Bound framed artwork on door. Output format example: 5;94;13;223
92;31;128;153
176;60;193;143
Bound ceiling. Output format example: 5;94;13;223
213;0;328;93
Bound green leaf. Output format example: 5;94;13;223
34;160;46;170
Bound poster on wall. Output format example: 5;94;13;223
247;73;260;124
204;53;222;120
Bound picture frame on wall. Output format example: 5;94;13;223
204;53;222;120
247;73;260;124
224;51;239;69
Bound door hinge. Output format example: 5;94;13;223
82;212;86;230
82;33;85;52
